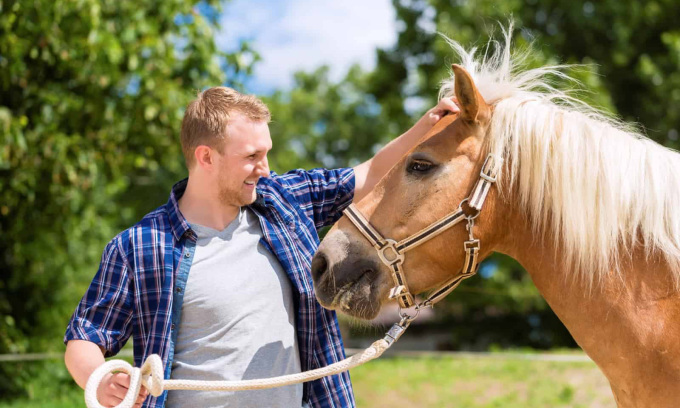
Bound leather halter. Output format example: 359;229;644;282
343;154;499;309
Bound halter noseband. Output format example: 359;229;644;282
343;154;499;310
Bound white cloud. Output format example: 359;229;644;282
217;0;397;93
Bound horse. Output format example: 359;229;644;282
310;27;680;407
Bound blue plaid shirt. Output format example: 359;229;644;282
65;168;356;408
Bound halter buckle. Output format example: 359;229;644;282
464;239;480;250
480;154;499;183
480;171;497;183
377;239;404;266
388;285;407;299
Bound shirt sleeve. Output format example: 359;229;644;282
274;168;355;229
306;308;356;407
64;236;134;357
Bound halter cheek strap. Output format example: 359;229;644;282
344;154;499;309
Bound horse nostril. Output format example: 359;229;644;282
311;252;329;282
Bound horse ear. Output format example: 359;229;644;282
452;64;485;122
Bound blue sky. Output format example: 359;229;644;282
216;0;397;94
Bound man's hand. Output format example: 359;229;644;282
65;341;149;407
352;96;462;202
97;372;149;408
425;97;460;125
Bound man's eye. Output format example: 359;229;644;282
408;160;435;173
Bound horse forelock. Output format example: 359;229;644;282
438;22;680;288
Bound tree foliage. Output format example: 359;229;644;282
264;66;393;173
381;0;680;144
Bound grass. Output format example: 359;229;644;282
350;355;615;408
0;353;615;407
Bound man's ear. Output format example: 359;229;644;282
194;145;214;169
452;64;486;122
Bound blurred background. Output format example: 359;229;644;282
1;0;679;406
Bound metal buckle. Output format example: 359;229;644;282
377;239;404;266
480;172;497;183
480;154;498;183
388;285;407;299
464;239;480;250
390;286;415;309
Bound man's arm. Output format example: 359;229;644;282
353;98;459;202
63;238;146;406
65;340;148;407
64;340;106;389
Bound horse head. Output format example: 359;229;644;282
312;64;507;319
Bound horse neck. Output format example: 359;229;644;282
494;197;680;407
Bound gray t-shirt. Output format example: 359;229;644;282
166;208;303;408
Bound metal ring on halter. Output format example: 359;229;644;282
397;306;420;324
459;198;481;220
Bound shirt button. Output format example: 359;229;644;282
171;323;176;331
184;251;190;258
176;287;182;294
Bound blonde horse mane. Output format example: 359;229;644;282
439;24;680;287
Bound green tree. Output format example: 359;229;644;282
0;0;255;397
264;65;394;173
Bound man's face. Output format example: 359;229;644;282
214;113;272;208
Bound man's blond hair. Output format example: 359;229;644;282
180;87;271;168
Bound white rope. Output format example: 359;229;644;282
84;338;391;408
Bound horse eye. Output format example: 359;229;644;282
407;159;435;174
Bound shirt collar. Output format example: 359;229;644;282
168;174;279;240
166;178;194;242
253;176;273;208
252;174;299;225
252;171;284;209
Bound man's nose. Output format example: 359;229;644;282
257;157;270;177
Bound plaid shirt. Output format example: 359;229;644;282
65;168;356;408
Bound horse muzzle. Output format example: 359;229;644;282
312;232;385;319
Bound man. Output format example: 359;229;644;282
64;87;458;408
